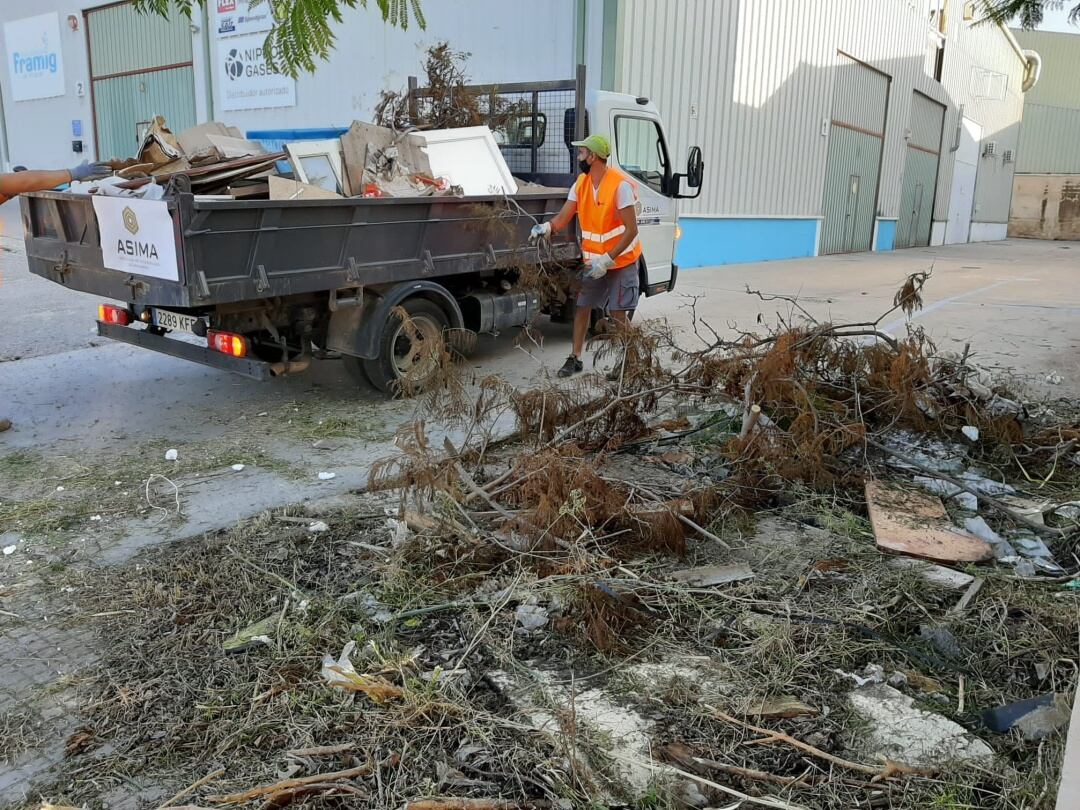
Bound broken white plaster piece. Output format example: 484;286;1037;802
231;464;245;472
164;449;179;461
2;545;16;556
317;471;336;481
308;521;330;533
849;684;994;768
961;426;979;442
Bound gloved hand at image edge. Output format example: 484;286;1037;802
69;161;113;182
586;252;615;279
529;221;552;243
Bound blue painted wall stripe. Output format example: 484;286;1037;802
675;218;819;268
875;219;897;252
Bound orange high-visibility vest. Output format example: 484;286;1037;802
574;168;642;271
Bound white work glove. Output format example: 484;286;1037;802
529;221;551;243
586;252;615;280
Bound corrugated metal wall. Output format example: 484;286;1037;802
93;68;197;160
610;0;1025;234
934;17;1027;228
821;126;882;253
87;2;193;77
1017;105;1080;174
820;56;888;254
1012;30;1080;175
896;92;944;248
611;0;955;218
87;1;197;161
1011;29;1080;109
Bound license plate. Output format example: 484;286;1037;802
151;308;199;334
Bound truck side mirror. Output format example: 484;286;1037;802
686;146;703;188
674;146;704;199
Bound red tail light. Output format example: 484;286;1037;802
207;330;249;358
98;304;131;326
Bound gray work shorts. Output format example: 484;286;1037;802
576;266;640;312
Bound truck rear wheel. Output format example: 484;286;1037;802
349;298;451;395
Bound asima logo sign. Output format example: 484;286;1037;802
123;207;139;236
3;13;66;102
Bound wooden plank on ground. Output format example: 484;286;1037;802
865;480;993;564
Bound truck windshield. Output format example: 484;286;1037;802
614;116;669;195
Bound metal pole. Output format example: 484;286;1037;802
531;91;539;175
407;75;418;124
574;64;586;141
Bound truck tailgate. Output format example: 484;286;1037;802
21;191;191;309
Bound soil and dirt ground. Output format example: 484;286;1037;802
3;216;1080;809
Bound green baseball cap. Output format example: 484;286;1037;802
571;134;611;159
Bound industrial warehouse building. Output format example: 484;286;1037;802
1008;28;1080;241
0;0;1040;268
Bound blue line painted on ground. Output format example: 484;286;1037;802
676;218;819;268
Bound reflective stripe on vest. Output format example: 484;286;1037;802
575;168;643;270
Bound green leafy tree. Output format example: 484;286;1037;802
133;0;426;78
983;0;1080;28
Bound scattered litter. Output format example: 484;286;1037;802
980;693;1070;740
889;558;975;590
951;491;979;511
865;481;992;563
386;518;411;547
834;663;886;687
963;516;1017;560
308;521;330;533
961;425;980;442
849;684;994;768
2;545;16;556
56;486;65;492
223;616;277;653
514;604;549;632
959;470;1015;497
912;476;961;498
1045;372;1063;385
89;515;102;522
231;463;246;472
668;562;754;587
320;641;403;702
164;449;179;461
317;471;336;481
748;695;818;719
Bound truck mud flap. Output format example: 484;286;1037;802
97;322;274;381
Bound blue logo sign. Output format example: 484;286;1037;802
12;29;59;76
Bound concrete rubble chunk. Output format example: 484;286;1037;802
848;684;994;769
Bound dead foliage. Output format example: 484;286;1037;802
376;43;528;132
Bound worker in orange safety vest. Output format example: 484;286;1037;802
530;134;641;378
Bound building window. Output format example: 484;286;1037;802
614;116;669;195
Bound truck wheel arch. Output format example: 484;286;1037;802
328;280;465;361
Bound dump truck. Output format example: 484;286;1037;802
20;71;703;392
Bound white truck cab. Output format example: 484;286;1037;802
589;90;702;293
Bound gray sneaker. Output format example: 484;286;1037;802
558;355;584;378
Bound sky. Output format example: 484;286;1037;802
1019;5;1079;32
